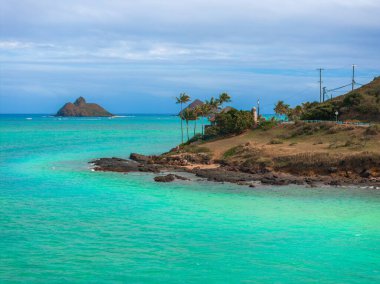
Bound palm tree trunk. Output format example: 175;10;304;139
180;104;183;143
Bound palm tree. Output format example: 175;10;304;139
205;97;220;126
274;100;290;119
176;93;191;143
205;97;219;113
192;105;207;137
291;105;303;121
181;108;195;141
218;92;231;108
195;104;211;137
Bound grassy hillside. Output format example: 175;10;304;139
201;122;380;159
301;76;380;122
177;122;380;179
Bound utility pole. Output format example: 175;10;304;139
257;99;260;117
317;68;324;103
351;64;356;91
322;87;326;102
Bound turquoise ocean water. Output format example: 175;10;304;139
1;114;379;283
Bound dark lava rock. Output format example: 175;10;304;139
360;169;371;178
138;164;161;173
56;97;113;117
328;167;338;173
91;157;140;172
154;174;189;182
173;174;190;181
130;153;153;163
260;177;290;186
91;157;163;173
328;180;342;186
192;168;257;183
291;179;305;185
154;174;176;182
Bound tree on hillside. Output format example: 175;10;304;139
287;105;303;121
176;93;191;143
205;97;219;114
196;104;212;137
181;108;196;141
274;100;290;118
214;109;254;135
206;97;219;109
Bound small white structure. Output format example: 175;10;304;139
252;107;258;126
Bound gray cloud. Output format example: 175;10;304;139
0;0;379;113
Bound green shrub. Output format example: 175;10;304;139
301;103;336;120
204;125;220;139
343;93;362;107
214;109;254;135
259;120;278;131
185;133;203;144
358;103;380;115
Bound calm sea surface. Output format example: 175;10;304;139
1;114;379;283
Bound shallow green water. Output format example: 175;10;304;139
1;115;380;283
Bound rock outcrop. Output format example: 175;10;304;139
90;149;380;188
56;97;113;117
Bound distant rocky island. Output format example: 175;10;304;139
179;99;204;115
56;97;113;117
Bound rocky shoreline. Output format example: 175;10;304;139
90;152;380;188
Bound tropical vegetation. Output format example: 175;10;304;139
206;109;254;137
175;77;380;145
276;76;380;122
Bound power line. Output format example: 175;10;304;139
326;83;352;93
321;64;361;99
260;65;366;110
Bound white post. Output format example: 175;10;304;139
252;107;258;126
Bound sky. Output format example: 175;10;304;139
0;0;379;114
